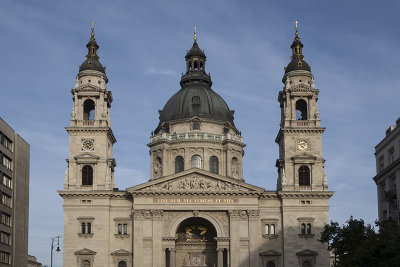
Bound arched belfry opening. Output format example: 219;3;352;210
172;217;219;267
295;99;307;120
83;99;95;120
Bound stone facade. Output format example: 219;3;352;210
59;27;333;267
373;117;400;223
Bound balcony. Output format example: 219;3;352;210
296;121;309;127
83;120;95;126
150;132;243;143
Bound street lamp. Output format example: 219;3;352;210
50;235;62;267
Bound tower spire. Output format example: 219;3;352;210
194;26;197;42
86;22;99;61
291;20;304;60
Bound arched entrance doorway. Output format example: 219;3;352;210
174;217;217;267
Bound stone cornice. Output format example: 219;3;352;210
278;191;334;199
65;127;117;144
58;190;127;198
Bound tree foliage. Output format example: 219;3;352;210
320;217;400;267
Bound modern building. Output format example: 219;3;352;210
0;117;30;266
59;25;333;267
373;117;400;223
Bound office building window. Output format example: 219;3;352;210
1;213;11;227
1;194;12;208
0;251;10;264
0;232;11;245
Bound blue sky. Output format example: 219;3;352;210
1;0;400;266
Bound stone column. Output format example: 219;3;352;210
133;210;144;267
217;248;224;267
152;210;163;267
248;209;260;267
161;249;166;267
228;210;241;267
169;248;176;267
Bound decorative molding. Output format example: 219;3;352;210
228;210;241;220
74;248;97;255
77;233;94;239
247;209;260;219
141;176;250;192
114;234;130;239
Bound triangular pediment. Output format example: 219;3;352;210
291;152;317;161
296;249;318;256
111;249;131;256
127;168;265;194
260;249;282;256
74;248;97;255
74;152;100;160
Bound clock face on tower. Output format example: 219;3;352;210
298;140;308;150
82;139;94;151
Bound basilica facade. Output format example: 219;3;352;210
59;25;333;267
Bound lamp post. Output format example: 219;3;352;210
50;235;62;267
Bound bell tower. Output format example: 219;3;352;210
64;24;116;191
275;23;328;191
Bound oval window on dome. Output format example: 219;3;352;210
192;123;200;130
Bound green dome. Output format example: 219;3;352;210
157;85;234;127
155;38;237;133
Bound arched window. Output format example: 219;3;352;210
267;261;276;267
83;99;95;120
296;99;307;120
81;260;90;267
82;165;93;186
175;156;184;173
191;155;202;169
303;261;312;267
265;224;269;235
301;223;306;235
209;156;219;174
299;166;310;186
307;223;312;234
193;61;198;69
270;224;275;235
118;261;127;267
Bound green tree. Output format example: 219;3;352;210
320;217;400;267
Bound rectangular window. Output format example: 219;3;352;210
81;223;86;234
389;148;394;165
124;223;128;235
1;155;12;171
1;136;12;152
0;232;11;245
1;174;12;189
87;223;91;234
0;213;11;227
0;251;10;264
118;224;122;234
379;156;384;172
1;194;11;208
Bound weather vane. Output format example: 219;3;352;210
194;26;197;42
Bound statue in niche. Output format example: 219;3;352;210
154;157;162;177
231;157;239;178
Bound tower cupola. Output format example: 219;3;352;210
79;23;106;74
285;21;311;74
180;27;212;87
